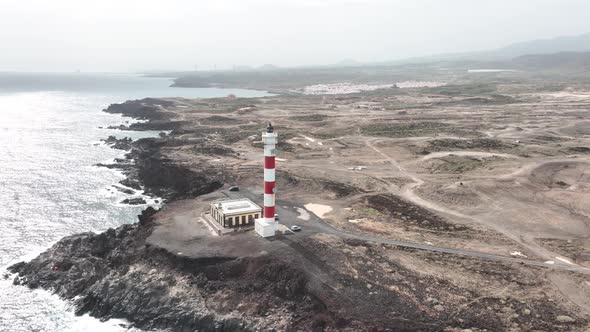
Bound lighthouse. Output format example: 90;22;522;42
255;123;279;237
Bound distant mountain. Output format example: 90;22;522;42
379;32;590;66
492;33;590;58
510;51;590;72
149;33;590;78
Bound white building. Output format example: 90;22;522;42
209;198;261;228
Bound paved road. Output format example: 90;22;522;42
225;189;590;275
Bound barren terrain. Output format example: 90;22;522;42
9;75;590;331
161;81;590;328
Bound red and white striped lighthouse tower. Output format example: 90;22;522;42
262;123;277;224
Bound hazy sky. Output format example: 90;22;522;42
2;0;590;72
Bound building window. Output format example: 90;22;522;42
254;214;259;219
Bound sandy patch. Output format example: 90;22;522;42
510;251;527;258
304;203;333;218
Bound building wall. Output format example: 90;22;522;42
211;205;224;224
210;204;260;228
224;212;260;228
255;219;276;237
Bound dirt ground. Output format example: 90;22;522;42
146;80;590;330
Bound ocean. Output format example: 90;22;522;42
0;73;271;331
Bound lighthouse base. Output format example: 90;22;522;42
255;218;277;238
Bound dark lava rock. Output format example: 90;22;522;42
103;99;186;131
8;96;510;331
94;163;120;169
103;98;175;121
108;120;187;131
120;197;147;205
4;105;345;331
427;138;517;151
126;138;223;200
7;208;337;331
102;136;133;150
119;178;142;191
191;144;236;156
112;185;135;195
367;193;470;232
568;146;590;154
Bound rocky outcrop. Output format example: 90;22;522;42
7;207;338;331
103;98;175;121
107;120;187;131
102;136;133;150
7;98;251;330
121;137;224;200
120;197;146;205
7;95;334;331
7;98;334;331
99;98;225;200
7;96;589;332
104;98;186;131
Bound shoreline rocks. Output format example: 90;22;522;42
7;98;330;331
8;97;587;332
102;136;133;150
120;197;146;205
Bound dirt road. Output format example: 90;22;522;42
362;139;590;274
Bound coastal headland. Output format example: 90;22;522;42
6;77;590;331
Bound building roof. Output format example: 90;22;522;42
212;198;261;215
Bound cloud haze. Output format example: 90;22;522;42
1;0;590;72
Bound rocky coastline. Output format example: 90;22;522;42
5;98;342;331
6;96;589;332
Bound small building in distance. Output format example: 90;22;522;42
210;198;261;228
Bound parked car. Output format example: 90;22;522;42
228;186;240;192
290;225;301;232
